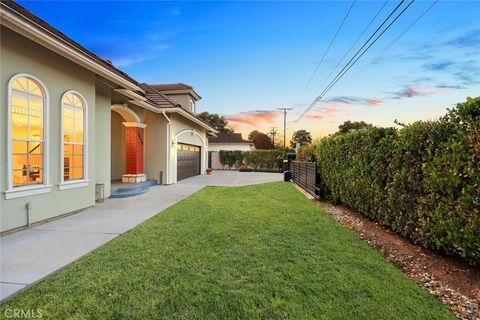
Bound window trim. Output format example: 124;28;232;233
6;73;51;199
59;90;89;190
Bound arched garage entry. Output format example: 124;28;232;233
174;129;207;181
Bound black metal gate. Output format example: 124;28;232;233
291;161;317;196
177;144;201;181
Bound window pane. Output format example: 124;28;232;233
12;77;28;91
74;130;84;143
13;170;28;187
30;168;43;184
64;106;74;118
74;144;84;155
64;116;74;142
13;141;27;154
64;154;73;171
74;108;83;121
28;79;44;96
74;155;84;167
64;93;73;105
12;122;28;139
64;166;71;181
12;91;28;109
73;167;84;180
28;142;43;155
64;144;73;155
29;155;43;169
13;155;28;170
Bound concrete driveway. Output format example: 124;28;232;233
0;171;282;301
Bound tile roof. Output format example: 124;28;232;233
208;133;251;144
1;0;139;86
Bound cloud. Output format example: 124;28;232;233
447;29;480;49
226;110;281;127
390;84;464;100
422;61;455;72
306;107;343;120
322;96;384;107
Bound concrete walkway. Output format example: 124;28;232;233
0;171;282;301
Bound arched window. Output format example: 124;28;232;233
10;75;47;188
62;91;87;182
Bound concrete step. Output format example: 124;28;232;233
110;180;157;198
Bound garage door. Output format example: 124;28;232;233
177;144;201;181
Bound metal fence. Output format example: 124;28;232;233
291;161;317;196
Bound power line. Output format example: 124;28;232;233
295;0;414;122
302;0;357;93
316;0;390;92
353;0;439;80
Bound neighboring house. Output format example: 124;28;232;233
208;133;254;169
0;1;218;233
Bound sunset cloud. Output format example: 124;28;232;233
225;110;282;131
306;106;344;120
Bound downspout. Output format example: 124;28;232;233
161;112;171;184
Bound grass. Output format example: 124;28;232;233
0;182;454;319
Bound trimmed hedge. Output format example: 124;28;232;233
219;149;286;170
314;97;480;264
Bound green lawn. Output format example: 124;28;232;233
1;182;454;319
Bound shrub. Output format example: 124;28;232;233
314;97;480;264
244;149;286;169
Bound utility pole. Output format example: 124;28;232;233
277;107;293;149
269;127;278;146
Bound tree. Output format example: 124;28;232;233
248;130;260;142
290;130;312;148
197;112;233;133
335;120;372;135
248;131;274;149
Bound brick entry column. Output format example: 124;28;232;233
122;122;147;183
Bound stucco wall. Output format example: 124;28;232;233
110;111;126;181
95;81;112;197
0;27;101;232
165;94;195;113
144;111;168;184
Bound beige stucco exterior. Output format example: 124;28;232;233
0;27;111;232
0;13;215;233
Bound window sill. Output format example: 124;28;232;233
58;180;89;190
5;185;52;200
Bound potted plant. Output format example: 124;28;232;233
206;168;212;175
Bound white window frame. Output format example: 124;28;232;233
5;73;51;199
59;90;89;190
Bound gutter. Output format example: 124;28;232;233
161;112;171;185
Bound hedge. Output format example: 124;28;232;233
219;149;286;170
314;97;480;264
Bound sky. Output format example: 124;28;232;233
18;0;480;142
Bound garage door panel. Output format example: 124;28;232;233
177;144;201;181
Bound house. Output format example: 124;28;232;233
0;1;217;233
208;133;254;169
